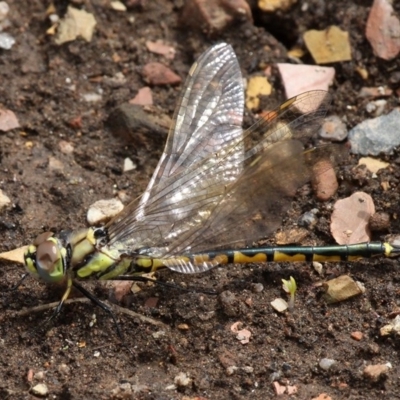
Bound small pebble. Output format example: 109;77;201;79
298;210;318;227
55;6;96;45
152;330;166;339
0;32;15;49
319;358;336;371
174;372;192;387
245;76;272;110
49;13;59;23
0;189;11;210
277;64;335;100
236;329;251;344
259;0;296;11
82;93;102;102
87;198;124;225
27;369;34;382
251;283;264;293
58;363;71;375
319;115;348;141
359;86;392;98
58;140;74;154
226;366;238;376
269;371;281;382
103;72;127;88
366;0;400;60
363;363;390;382
358;157;389;174
313;261;324;276
31;383;49;397
303;26;351;63
219;290;239;317
380;314;400;336
368;343;380;354
270;298;288;313
349;109;400;156
330;192;375;244
181;0;251;33
282;362;291;372
242;366;254;374
146;40;176;59
34;371;46;381
351;331;363;341
0;1;10;21
48;157;64;173
0;108;20;131
130;86;153;106
369;212;390;231
312;159;338;201
365;99;387;116
142;62;181;86
272;381;286;395
110;1;127;11
123;157;136;172
322;275;365;303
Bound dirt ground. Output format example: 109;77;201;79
1;0;400;399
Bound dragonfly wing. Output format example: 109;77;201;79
107;43;245;252
161;91;345;273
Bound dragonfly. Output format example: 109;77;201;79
20;43;399;324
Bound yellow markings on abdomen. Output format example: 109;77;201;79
232;252;268;263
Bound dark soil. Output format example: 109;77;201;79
1;1;400;399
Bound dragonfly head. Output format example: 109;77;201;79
24;232;67;283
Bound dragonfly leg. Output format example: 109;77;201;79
7;273;29;291
72;281;134;355
46;274;74;323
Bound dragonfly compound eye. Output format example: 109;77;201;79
34;236;67;283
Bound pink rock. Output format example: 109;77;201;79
277;63;335;100
146;40;176;59
330;192;375;245
142;62;181;86
272;381;286;395
364;363;390;382
366;0;400;60
130;87;153;106
0;108;20;131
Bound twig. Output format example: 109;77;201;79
4;298;167;328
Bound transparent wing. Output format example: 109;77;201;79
107;43;245;250
106;44;344;275
160;91;343;273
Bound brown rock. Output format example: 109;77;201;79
142;62;181;86
369;212;390;232
351;331;363;341
312;159;339;201
322;275;364;304
181;0;252;34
